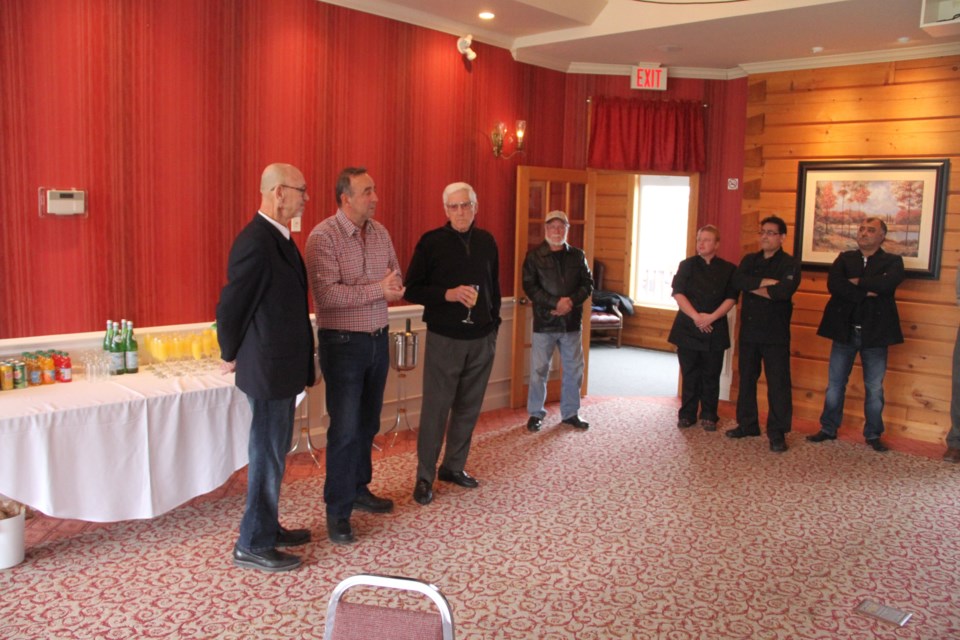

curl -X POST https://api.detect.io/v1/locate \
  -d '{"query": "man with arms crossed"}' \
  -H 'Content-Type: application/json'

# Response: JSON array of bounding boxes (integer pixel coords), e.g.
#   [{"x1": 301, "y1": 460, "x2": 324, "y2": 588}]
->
[
  {"x1": 217, "y1": 162, "x2": 315, "y2": 572},
  {"x1": 306, "y1": 167, "x2": 405, "y2": 544},
  {"x1": 522, "y1": 210, "x2": 593, "y2": 432},
  {"x1": 404, "y1": 182, "x2": 501, "y2": 505},
  {"x1": 727, "y1": 215, "x2": 801, "y2": 453},
  {"x1": 806, "y1": 217, "x2": 904, "y2": 453}
]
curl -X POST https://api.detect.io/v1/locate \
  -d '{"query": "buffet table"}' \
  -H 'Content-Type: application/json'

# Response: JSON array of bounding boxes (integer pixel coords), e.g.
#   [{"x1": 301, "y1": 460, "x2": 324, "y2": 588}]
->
[{"x1": 0, "y1": 366, "x2": 252, "y2": 522}]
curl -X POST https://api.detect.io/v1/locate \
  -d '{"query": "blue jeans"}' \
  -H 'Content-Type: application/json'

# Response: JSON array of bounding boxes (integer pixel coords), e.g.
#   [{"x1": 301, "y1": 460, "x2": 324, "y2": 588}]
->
[
  {"x1": 819, "y1": 329, "x2": 888, "y2": 439},
  {"x1": 949, "y1": 325, "x2": 960, "y2": 448},
  {"x1": 319, "y1": 329, "x2": 389, "y2": 519},
  {"x1": 527, "y1": 331, "x2": 584, "y2": 421},
  {"x1": 237, "y1": 395, "x2": 296, "y2": 553}
]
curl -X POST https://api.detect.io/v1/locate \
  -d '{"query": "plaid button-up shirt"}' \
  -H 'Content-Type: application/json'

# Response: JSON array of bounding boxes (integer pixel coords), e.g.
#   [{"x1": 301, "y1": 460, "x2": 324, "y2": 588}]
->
[{"x1": 306, "y1": 210, "x2": 401, "y2": 332}]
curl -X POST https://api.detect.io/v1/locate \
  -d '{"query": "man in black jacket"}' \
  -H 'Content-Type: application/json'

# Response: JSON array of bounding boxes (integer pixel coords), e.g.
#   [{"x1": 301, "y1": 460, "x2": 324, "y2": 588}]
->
[
  {"x1": 521, "y1": 210, "x2": 594, "y2": 433},
  {"x1": 727, "y1": 215, "x2": 801, "y2": 452},
  {"x1": 216, "y1": 163, "x2": 316, "y2": 572},
  {"x1": 807, "y1": 217, "x2": 904, "y2": 452},
  {"x1": 404, "y1": 182, "x2": 501, "y2": 505}
]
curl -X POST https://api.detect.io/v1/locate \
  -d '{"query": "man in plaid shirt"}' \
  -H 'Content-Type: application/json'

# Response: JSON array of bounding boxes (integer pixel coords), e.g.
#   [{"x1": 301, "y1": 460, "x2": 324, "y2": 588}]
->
[{"x1": 306, "y1": 167, "x2": 405, "y2": 544}]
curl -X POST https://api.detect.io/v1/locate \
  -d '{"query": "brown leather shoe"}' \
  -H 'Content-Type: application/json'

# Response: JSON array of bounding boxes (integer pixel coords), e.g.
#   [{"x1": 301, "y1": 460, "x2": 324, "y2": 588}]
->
[{"x1": 943, "y1": 447, "x2": 960, "y2": 463}]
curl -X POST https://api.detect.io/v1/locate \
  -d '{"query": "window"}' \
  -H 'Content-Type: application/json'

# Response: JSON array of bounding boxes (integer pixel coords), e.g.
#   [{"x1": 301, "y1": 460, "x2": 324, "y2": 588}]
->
[{"x1": 630, "y1": 175, "x2": 693, "y2": 308}]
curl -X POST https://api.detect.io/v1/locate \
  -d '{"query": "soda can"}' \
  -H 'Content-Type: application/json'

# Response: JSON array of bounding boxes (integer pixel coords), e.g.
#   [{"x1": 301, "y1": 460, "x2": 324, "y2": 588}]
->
[
  {"x1": 13, "y1": 361, "x2": 27, "y2": 389},
  {"x1": 0, "y1": 361, "x2": 13, "y2": 391}
]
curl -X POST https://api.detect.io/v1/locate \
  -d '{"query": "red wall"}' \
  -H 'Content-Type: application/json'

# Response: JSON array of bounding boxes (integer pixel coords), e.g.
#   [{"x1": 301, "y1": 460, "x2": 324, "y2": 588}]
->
[{"x1": 0, "y1": 0, "x2": 746, "y2": 338}]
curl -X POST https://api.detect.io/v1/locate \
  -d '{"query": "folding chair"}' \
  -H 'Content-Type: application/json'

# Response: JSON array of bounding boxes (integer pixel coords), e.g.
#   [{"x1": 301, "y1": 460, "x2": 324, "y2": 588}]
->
[{"x1": 323, "y1": 574, "x2": 455, "y2": 640}]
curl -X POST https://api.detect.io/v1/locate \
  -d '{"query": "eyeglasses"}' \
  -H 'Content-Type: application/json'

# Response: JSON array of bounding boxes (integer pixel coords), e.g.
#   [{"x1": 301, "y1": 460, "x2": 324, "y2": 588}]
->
[
  {"x1": 758, "y1": 229, "x2": 781, "y2": 237},
  {"x1": 280, "y1": 184, "x2": 307, "y2": 194},
  {"x1": 445, "y1": 201, "x2": 475, "y2": 212}
]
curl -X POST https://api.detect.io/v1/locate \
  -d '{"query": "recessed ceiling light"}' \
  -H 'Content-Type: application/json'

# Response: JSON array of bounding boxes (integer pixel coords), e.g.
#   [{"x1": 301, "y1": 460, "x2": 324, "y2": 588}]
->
[
  {"x1": 811, "y1": 46, "x2": 824, "y2": 54},
  {"x1": 479, "y1": 11, "x2": 495, "y2": 20},
  {"x1": 897, "y1": 36, "x2": 910, "y2": 44}
]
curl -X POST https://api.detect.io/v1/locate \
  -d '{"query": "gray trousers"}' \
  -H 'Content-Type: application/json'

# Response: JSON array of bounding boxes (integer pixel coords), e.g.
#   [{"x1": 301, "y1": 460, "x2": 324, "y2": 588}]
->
[{"x1": 417, "y1": 330, "x2": 497, "y2": 482}]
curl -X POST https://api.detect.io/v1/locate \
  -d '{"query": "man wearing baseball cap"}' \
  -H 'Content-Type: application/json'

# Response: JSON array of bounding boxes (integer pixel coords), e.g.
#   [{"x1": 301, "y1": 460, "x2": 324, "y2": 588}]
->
[{"x1": 521, "y1": 210, "x2": 594, "y2": 432}]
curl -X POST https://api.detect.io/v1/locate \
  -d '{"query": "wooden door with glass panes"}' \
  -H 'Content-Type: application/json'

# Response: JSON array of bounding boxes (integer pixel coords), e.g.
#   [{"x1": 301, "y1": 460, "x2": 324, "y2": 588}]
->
[{"x1": 510, "y1": 166, "x2": 595, "y2": 409}]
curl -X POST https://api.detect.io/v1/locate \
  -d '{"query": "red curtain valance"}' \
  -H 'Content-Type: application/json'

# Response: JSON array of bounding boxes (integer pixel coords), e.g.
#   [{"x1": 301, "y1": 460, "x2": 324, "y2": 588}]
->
[{"x1": 588, "y1": 96, "x2": 706, "y2": 172}]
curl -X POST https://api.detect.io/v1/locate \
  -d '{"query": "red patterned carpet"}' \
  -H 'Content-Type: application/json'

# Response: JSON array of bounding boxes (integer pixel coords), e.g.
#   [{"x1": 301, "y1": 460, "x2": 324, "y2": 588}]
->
[{"x1": 3, "y1": 396, "x2": 960, "y2": 639}]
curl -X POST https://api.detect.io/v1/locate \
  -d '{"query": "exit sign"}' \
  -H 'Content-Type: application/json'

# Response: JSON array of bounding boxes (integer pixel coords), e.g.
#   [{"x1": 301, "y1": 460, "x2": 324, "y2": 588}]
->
[{"x1": 631, "y1": 66, "x2": 668, "y2": 91}]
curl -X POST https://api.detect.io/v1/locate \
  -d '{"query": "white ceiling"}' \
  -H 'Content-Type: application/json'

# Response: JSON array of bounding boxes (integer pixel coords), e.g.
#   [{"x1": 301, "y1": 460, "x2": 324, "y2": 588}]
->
[{"x1": 319, "y1": 0, "x2": 960, "y2": 78}]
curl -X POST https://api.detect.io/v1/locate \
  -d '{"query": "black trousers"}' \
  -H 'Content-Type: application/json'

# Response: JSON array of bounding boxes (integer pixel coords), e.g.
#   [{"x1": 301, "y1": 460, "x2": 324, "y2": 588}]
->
[
  {"x1": 736, "y1": 341, "x2": 792, "y2": 436},
  {"x1": 677, "y1": 347, "x2": 725, "y2": 423}
]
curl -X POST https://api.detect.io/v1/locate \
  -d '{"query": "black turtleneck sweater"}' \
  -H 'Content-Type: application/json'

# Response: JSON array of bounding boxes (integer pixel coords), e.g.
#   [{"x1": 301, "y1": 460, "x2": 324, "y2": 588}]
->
[{"x1": 404, "y1": 222, "x2": 501, "y2": 340}]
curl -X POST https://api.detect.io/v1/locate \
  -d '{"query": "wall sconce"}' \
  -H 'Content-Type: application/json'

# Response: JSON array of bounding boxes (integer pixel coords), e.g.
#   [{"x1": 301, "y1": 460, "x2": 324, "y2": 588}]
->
[
  {"x1": 457, "y1": 34, "x2": 477, "y2": 61},
  {"x1": 491, "y1": 120, "x2": 527, "y2": 158}
]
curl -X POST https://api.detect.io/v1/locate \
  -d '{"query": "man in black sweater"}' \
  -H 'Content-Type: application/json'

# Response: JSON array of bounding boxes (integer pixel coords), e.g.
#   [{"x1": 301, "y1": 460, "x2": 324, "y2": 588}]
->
[{"x1": 404, "y1": 182, "x2": 501, "y2": 505}]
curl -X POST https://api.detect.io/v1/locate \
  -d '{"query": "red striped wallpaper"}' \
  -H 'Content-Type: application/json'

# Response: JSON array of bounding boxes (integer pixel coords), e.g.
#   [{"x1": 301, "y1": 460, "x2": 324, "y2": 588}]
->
[{"x1": 0, "y1": 0, "x2": 746, "y2": 339}]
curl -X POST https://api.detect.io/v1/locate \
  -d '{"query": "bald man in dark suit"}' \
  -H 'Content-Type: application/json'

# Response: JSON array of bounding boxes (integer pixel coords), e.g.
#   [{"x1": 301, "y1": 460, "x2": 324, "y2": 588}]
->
[{"x1": 216, "y1": 163, "x2": 316, "y2": 572}]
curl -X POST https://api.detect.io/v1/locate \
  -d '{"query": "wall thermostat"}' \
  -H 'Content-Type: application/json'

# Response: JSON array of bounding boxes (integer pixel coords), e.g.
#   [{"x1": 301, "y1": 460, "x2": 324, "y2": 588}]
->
[{"x1": 42, "y1": 188, "x2": 87, "y2": 216}]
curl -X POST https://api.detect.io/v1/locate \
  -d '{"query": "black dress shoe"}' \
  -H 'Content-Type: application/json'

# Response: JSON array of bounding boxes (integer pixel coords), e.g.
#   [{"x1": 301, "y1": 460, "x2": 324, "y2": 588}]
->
[
  {"x1": 806, "y1": 431, "x2": 837, "y2": 443},
  {"x1": 562, "y1": 415, "x2": 590, "y2": 430},
  {"x1": 527, "y1": 416, "x2": 543, "y2": 432},
  {"x1": 769, "y1": 438, "x2": 788, "y2": 453},
  {"x1": 233, "y1": 545, "x2": 301, "y2": 572},
  {"x1": 413, "y1": 479, "x2": 433, "y2": 505},
  {"x1": 327, "y1": 518, "x2": 355, "y2": 544},
  {"x1": 677, "y1": 418, "x2": 694, "y2": 429},
  {"x1": 276, "y1": 527, "x2": 311, "y2": 548},
  {"x1": 866, "y1": 438, "x2": 888, "y2": 452},
  {"x1": 725, "y1": 426, "x2": 760, "y2": 439},
  {"x1": 701, "y1": 420, "x2": 717, "y2": 432},
  {"x1": 354, "y1": 491, "x2": 394, "y2": 513},
  {"x1": 437, "y1": 468, "x2": 479, "y2": 488}
]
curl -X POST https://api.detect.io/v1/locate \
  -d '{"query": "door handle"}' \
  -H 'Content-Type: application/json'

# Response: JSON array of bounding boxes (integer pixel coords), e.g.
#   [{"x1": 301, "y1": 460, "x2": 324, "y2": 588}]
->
[{"x1": 517, "y1": 297, "x2": 529, "y2": 305}]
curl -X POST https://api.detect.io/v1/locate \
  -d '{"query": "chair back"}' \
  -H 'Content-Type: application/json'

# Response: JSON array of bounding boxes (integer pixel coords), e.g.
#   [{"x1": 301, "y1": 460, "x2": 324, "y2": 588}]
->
[{"x1": 324, "y1": 574, "x2": 455, "y2": 640}]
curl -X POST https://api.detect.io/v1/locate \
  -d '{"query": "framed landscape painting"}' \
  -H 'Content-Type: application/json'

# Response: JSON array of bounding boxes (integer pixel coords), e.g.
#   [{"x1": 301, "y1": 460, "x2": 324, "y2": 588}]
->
[{"x1": 794, "y1": 159, "x2": 950, "y2": 279}]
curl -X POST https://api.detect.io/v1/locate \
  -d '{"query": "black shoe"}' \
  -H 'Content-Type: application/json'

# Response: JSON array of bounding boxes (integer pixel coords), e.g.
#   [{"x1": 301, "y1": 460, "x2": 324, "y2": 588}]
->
[
  {"x1": 806, "y1": 431, "x2": 836, "y2": 443},
  {"x1": 677, "y1": 418, "x2": 694, "y2": 429},
  {"x1": 725, "y1": 426, "x2": 760, "y2": 439},
  {"x1": 527, "y1": 416, "x2": 543, "y2": 432},
  {"x1": 276, "y1": 527, "x2": 311, "y2": 548},
  {"x1": 354, "y1": 491, "x2": 394, "y2": 513},
  {"x1": 327, "y1": 518, "x2": 355, "y2": 544},
  {"x1": 866, "y1": 438, "x2": 888, "y2": 452},
  {"x1": 562, "y1": 415, "x2": 590, "y2": 430},
  {"x1": 413, "y1": 479, "x2": 433, "y2": 505},
  {"x1": 769, "y1": 438, "x2": 788, "y2": 453},
  {"x1": 437, "y1": 468, "x2": 479, "y2": 488},
  {"x1": 233, "y1": 545, "x2": 301, "y2": 572},
  {"x1": 701, "y1": 420, "x2": 717, "y2": 432}
]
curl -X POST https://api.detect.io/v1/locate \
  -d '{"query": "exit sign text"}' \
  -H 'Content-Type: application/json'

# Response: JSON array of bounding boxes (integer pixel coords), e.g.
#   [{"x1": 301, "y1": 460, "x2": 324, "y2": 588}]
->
[{"x1": 631, "y1": 66, "x2": 668, "y2": 91}]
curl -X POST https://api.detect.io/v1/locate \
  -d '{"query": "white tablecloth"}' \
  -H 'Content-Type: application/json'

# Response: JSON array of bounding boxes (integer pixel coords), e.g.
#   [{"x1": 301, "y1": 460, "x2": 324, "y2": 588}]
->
[{"x1": 0, "y1": 370, "x2": 252, "y2": 522}]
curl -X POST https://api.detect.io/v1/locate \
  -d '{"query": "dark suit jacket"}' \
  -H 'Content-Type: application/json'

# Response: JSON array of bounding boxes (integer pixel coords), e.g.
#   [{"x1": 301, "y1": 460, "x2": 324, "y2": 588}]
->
[
  {"x1": 816, "y1": 247, "x2": 904, "y2": 348},
  {"x1": 216, "y1": 213, "x2": 315, "y2": 399}
]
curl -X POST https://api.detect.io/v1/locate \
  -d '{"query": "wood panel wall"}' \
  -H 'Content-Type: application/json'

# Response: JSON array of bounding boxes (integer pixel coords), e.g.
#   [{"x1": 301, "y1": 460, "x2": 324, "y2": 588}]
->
[
  {"x1": 738, "y1": 55, "x2": 960, "y2": 446},
  {"x1": 591, "y1": 171, "x2": 678, "y2": 351}
]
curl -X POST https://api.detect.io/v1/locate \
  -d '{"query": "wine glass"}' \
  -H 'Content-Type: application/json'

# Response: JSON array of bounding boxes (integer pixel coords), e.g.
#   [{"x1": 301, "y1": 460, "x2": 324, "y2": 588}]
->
[{"x1": 462, "y1": 284, "x2": 480, "y2": 324}]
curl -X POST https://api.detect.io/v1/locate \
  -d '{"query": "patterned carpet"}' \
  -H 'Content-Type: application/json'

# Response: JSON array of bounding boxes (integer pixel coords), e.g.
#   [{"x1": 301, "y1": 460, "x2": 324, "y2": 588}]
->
[{"x1": 2, "y1": 397, "x2": 959, "y2": 639}]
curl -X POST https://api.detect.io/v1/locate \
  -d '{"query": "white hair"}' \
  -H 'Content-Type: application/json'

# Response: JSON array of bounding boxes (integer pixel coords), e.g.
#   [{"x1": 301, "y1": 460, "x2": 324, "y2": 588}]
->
[{"x1": 442, "y1": 182, "x2": 478, "y2": 206}]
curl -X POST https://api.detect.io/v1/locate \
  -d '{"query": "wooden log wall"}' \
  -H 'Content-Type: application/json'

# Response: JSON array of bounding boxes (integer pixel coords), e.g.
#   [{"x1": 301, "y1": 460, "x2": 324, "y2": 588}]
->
[{"x1": 738, "y1": 55, "x2": 960, "y2": 446}]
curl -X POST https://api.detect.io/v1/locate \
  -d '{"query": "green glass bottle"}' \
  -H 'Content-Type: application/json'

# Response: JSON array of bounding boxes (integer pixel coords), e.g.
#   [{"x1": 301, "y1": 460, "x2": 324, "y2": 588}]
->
[
  {"x1": 110, "y1": 321, "x2": 125, "y2": 375},
  {"x1": 124, "y1": 321, "x2": 139, "y2": 374},
  {"x1": 103, "y1": 319, "x2": 114, "y2": 352}
]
